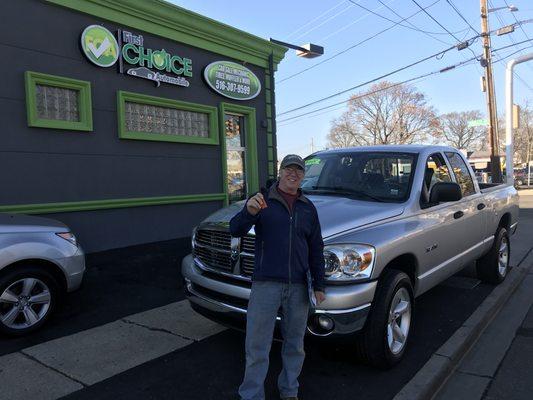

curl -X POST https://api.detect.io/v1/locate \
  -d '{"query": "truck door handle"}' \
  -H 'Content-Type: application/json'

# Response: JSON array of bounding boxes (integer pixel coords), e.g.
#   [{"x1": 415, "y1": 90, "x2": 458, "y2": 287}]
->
[
  {"x1": 454, "y1": 211, "x2": 464, "y2": 219},
  {"x1": 477, "y1": 203, "x2": 486, "y2": 210}
]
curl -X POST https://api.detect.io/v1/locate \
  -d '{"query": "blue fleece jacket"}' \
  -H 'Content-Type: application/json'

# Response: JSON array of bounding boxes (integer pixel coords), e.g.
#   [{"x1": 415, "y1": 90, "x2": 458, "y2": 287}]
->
[{"x1": 229, "y1": 184, "x2": 325, "y2": 291}]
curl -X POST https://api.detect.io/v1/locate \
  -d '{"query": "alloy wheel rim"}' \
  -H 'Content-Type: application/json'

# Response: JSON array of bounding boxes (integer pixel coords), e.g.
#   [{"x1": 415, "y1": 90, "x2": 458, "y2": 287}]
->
[
  {"x1": 0, "y1": 278, "x2": 51, "y2": 330},
  {"x1": 498, "y1": 236, "x2": 509, "y2": 277},
  {"x1": 387, "y1": 287, "x2": 411, "y2": 355}
]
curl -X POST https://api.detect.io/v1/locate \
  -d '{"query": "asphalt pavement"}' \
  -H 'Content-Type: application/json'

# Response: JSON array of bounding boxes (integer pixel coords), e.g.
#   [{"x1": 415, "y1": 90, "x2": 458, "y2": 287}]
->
[{"x1": 1, "y1": 191, "x2": 532, "y2": 400}]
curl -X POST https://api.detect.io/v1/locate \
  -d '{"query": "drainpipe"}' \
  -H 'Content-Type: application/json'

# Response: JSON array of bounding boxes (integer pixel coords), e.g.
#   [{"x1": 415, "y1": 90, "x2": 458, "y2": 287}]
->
[{"x1": 505, "y1": 52, "x2": 533, "y2": 185}]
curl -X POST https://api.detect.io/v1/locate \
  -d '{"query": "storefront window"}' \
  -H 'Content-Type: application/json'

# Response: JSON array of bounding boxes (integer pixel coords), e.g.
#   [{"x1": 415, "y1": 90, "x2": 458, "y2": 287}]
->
[
  {"x1": 225, "y1": 113, "x2": 246, "y2": 203},
  {"x1": 36, "y1": 85, "x2": 80, "y2": 122},
  {"x1": 124, "y1": 102, "x2": 209, "y2": 137}
]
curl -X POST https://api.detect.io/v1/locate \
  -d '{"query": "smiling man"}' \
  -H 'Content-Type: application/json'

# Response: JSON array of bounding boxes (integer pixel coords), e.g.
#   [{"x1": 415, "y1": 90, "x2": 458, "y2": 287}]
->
[{"x1": 230, "y1": 154, "x2": 325, "y2": 400}]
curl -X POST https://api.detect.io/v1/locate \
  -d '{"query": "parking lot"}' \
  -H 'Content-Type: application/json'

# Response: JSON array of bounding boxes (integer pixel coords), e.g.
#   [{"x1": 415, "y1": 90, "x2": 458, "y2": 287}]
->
[{"x1": 1, "y1": 191, "x2": 532, "y2": 400}]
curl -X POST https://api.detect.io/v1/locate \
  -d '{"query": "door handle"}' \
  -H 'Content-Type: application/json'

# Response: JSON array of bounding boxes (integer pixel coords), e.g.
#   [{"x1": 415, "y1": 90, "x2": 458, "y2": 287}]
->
[
  {"x1": 477, "y1": 203, "x2": 486, "y2": 210},
  {"x1": 454, "y1": 211, "x2": 464, "y2": 219}
]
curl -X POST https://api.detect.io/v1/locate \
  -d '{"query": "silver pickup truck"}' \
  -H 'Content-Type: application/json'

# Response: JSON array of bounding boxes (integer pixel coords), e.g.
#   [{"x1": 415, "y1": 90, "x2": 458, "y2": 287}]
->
[{"x1": 182, "y1": 145, "x2": 519, "y2": 367}]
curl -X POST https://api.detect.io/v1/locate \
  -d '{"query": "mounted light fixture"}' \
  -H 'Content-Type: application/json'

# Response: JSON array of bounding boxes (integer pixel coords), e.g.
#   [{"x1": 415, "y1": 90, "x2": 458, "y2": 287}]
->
[{"x1": 270, "y1": 38, "x2": 324, "y2": 59}]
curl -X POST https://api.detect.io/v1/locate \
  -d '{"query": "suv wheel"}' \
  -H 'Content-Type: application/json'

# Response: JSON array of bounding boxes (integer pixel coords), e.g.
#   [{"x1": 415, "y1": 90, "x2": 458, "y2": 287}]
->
[
  {"x1": 476, "y1": 227, "x2": 510, "y2": 284},
  {"x1": 0, "y1": 267, "x2": 59, "y2": 336},
  {"x1": 355, "y1": 270, "x2": 414, "y2": 368}
]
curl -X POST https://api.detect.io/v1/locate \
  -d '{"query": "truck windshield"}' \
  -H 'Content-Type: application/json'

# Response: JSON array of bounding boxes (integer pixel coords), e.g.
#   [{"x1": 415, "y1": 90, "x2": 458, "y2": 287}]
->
[{"x1": 301, "y1": 152, "x2": 417, "y2": 202}]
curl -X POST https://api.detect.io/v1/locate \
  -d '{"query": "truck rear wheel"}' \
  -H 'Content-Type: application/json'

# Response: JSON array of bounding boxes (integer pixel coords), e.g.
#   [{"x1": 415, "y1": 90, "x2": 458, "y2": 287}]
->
[
  {"x1": 476, "y1": 227, "x2": 510, "y2": 284},
  {"x1": 355, "y1": 270, "x2": 414, "y2": 369}
]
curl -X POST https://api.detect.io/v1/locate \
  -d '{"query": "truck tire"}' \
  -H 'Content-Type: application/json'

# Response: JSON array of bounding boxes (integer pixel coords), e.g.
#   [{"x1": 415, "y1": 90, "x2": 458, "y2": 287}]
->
[
  {"x1": 355, "y1": 270, "x2": 414, "y2": 369},
  {"x1": 0, "y1": 266, "x2": 59, "y2": 336},
  {"x1": 476, "y1": 227, "x2": 510, "y2": 284}
]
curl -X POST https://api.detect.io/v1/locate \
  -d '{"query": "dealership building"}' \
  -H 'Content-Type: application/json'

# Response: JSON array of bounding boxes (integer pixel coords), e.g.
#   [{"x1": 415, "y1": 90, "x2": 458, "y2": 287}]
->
[{"x1": 0, "y1": 0, "x2": 287, "y2": 252}]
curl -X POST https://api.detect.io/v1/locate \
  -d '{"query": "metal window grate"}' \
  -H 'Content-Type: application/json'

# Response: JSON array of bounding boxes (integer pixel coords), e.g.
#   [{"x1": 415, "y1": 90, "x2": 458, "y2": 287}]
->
[
  {"x1": 36, "y1": 84, "x2": 80, "y2": 122},
  {"x1": 124, "y1": 102, "x2": 209, "y2": 137}
]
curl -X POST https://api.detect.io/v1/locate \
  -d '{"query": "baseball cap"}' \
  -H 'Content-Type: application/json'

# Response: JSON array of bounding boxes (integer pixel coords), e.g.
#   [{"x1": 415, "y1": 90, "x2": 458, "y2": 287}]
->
[{"x1": 280, "y1": 154, "x2": 305, "y2": 170}]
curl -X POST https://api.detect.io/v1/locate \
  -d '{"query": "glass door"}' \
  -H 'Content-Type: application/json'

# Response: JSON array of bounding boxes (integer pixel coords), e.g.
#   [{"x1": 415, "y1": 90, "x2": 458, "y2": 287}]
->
[{"x1": 224, "y1": 113, "x2": 247, "y2": 203}]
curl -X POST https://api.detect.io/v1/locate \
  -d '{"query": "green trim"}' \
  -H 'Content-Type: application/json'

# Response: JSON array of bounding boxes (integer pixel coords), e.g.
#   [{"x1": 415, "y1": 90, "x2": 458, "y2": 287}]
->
[
  {"x1": 25, "y1": 71, "x2": 93, "y2": 131},
  {"x1": 267, "y1": 147, "x2": 274, "y2": 160},
  {"x1": 117, "y1": 91, "x2": 219, "y2": 145},
  {"x1": 267, "y1": 133, "x2": 273, "y2": 147},
  {"x1": 46, "y1": 0, "x2": 287, "y2": 69},
  {"x1": 0, "y1": 193, "x2": 226, "y2": 215},
  {"x1": 219, "y1": 102, "x2": 258, "y2": 205}
]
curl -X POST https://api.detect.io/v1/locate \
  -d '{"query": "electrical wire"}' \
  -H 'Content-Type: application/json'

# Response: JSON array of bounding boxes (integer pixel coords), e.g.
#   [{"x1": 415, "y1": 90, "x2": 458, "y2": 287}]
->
[
  {"x1": 277, "y1": 0, "x2": 442, "y2": 84},
  {"x1": 277, "y1": 39, "x2": 533, "y2": 124},
  {"x1": 278, "y1": 38, "x2": 474, "y2": 116},
  {"x1": 445, "y1": 0, "x2": 480, "y2": 35},
  {"x1": 411, "y1": 0, "x2": 479, "y2": 59},
  {"x1": 284, "y1": 0, "x2": 349, "y2": 39}
]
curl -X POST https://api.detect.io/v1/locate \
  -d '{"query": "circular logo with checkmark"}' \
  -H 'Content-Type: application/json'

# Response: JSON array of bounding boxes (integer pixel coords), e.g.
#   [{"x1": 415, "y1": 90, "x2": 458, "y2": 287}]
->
[{"x1": 81, "y1": 25, "x2": 119, "y2": 67}]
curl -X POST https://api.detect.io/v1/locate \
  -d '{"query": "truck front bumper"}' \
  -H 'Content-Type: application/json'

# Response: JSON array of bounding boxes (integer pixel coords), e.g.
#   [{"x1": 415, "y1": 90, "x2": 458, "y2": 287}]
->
[{"x1": 181, "y1": 254, "x2": 377, "y2": 337}]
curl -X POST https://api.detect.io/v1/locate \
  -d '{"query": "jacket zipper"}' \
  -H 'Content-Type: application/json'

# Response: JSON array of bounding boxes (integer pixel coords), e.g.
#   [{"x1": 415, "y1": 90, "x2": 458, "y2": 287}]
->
[{"x1": 260, "y1": 241, "x2": 264, "y2": 271}]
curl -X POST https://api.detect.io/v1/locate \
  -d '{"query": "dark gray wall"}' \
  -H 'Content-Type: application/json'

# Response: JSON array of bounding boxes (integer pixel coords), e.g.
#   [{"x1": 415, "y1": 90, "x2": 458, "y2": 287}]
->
[{"x1": 0, "y1": 0, "x2": 270, "y2": 252}]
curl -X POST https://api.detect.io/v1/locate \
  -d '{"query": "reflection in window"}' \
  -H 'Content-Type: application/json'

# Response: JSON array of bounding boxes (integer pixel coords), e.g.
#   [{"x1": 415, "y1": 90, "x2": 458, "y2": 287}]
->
[
  {"x1": 445, "y1": 152, "x2": 476, "y2": 196},
  {"x1": 225, "y1": 114, "x2": 246, "y2": 203}
]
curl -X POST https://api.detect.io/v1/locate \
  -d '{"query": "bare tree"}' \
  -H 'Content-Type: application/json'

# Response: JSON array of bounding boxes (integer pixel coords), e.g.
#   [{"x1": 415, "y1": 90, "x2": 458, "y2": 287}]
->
[
  {"x1": 513, "y1": 102, "x2": 533, "y2": 168},
  {"x1": 327, "y1": 81, "x2": 438, "y2": 148},
  {"x1": 437, "y1": 111, "x2": 486, "y2": 151}
]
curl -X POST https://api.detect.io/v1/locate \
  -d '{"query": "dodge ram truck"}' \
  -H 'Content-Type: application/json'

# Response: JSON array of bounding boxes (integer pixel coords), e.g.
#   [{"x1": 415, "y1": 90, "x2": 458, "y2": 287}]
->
[{"x1": 182, "y1": 145, "x2": 519, "y2": 367}]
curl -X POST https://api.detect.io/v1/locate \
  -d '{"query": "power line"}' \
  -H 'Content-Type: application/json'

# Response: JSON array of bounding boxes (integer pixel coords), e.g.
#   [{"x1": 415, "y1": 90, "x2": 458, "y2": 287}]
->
[
  {"x1": 277, "y1": 40, "x2": 533, "y2": 124},
  {"x1": 289, "y1": 2, "x2": 357, "y2": 42},
  {"x1": 445, "y1": 0, "x2": 480, "y2": 35},
  {"x1": 319, "y1": 0, "x2": 397, "y2": 43},
  {"x1": 279, "y1": 38, "x2": 474, "y2": 116},
  {"x1": 277, "y1": 0, "x2": 442, "y2": 84},
  {"x1": 284, "y1": 0, "x2": 349, "y2": 39},
  {"x1": 352, "y1": 0, "x2": 469, "y2": 37},
  {"x1": 411, "y1": 0, "x2": 479, "y2": 59}
]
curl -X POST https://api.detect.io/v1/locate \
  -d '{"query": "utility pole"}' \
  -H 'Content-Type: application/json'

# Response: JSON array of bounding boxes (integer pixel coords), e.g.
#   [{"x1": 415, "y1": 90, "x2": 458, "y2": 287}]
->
[
  {"x1": 311, "y1": 137, "x2": 315, "y2": 153},
  {"x1": 480, "y1": 0, "x2": 502, "y2": 182}
]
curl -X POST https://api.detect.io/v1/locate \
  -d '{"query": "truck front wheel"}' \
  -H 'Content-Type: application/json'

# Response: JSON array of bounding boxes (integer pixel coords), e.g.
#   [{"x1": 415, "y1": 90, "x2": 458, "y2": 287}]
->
[{"x1": 356, "y1": 270, "x2": 414, "y2": 369}]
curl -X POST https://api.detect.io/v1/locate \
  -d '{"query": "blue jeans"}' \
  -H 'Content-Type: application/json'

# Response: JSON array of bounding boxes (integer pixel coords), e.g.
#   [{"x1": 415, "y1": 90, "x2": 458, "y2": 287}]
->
[{"x1": 239, "y1": 281, "x2": 310, "y2": 400}]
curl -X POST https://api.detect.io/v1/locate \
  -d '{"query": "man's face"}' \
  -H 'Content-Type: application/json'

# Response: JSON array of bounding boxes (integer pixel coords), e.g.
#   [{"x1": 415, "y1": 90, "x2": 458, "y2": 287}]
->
[{"x1": 279, "y1": 165, "x2": 305, "y2": 192}]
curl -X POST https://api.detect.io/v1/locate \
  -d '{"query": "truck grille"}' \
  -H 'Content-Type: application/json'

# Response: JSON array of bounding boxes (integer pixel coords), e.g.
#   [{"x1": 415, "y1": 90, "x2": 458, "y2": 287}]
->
[{"x1": 193, "y1": 229, "x2": 255, "y2": 277}]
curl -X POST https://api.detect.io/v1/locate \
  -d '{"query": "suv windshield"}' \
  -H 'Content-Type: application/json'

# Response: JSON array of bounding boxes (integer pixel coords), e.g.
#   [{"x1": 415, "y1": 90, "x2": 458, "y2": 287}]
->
[{"x1": 302, "y1": 152, "x2": 417, "y2": 202}]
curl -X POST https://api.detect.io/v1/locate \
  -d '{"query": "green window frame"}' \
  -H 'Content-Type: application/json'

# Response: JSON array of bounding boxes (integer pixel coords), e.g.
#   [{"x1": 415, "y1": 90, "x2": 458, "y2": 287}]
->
[
  {"x1": 219, "y1": 102, "x2": 258, "y2": 205},
  {"x1": 117, "y1": 91, "x2": 219, "y2": 145},
  {"x1": 25, "y1": 71, "x2": 93, "y2": 131}
]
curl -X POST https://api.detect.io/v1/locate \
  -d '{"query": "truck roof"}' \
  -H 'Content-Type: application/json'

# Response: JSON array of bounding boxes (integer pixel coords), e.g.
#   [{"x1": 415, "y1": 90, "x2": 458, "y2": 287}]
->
[{"x1": 311, "y1": 144, "x2": 459, "y2": 155}]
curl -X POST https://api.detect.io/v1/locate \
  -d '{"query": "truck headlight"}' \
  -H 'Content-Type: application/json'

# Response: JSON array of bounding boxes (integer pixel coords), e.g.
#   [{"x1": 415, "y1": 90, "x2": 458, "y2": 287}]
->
[{"x1": 324, "y1": 244, "x2": 375, "y2": 281}]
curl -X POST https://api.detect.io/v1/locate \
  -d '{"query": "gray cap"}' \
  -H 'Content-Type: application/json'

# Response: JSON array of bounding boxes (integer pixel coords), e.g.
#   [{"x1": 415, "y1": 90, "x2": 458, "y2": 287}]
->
[{"x1": 280, "y1": 154, "x2": 305, "y2": 170}]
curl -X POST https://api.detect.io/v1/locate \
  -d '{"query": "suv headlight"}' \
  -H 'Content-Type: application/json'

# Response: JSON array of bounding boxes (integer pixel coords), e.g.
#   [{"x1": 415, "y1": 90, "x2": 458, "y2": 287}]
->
[
  {"x1": 324, "y1": 244, "x2": 375, "y2": 281},
  {"x1": 56, "y1": 232, "x2": 78, "y2": 247}
]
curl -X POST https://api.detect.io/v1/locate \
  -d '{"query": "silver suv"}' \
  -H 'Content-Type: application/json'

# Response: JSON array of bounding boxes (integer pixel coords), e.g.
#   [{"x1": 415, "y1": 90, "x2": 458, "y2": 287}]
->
[{"x1": 0, "y1": 213, "x2": 85, "y2": 336}]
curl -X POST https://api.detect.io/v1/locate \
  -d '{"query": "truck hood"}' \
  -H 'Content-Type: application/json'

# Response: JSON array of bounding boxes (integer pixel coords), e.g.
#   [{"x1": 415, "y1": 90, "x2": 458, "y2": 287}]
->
[
  {"x1": 0, "y1": 213, "x2": 68, "y2": 233},
  {"x1": 201, "y1": 195, "x2": 405, "y2": 238}
]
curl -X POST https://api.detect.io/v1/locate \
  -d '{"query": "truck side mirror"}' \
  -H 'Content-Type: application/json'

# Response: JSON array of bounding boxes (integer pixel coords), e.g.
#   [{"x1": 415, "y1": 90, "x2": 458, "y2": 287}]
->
[{"x1": 429, "y1": 182, "x2": 462, "y2": 203}]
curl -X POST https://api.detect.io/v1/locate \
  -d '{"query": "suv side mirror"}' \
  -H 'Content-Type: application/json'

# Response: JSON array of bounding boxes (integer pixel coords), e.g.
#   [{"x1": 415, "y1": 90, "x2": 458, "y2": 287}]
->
[{"x1": 430, "y1": 182, "x2": 462, "y2": 203}]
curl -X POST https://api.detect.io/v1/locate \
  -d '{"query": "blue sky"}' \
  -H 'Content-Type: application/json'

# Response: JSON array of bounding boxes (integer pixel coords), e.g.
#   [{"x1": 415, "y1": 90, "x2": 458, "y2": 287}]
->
[{"x1": 170, "y1": 0, "x2": 533, "y2": 158}]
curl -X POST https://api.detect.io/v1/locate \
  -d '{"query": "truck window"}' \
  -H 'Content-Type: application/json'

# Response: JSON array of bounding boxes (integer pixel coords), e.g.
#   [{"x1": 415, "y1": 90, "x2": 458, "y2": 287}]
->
[
  {"x1": 302, "y1": 152, "x2": 416, "y2": 202},
  {"x1": 421, "y1": 154, "x2": 452, "y2": 205},
  {"x1": 445, "y1": 152, "x2": 476, "y2": 197}
]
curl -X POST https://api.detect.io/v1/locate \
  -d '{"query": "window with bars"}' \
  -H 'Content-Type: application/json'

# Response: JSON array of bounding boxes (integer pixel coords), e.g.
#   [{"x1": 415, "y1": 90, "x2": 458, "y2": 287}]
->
[
  {"x1": 117, "y1": 91, "x2": 219, "y2": 145},
  {"x1": 25, "y1": 71, "x2": 92, "y2": 131}
]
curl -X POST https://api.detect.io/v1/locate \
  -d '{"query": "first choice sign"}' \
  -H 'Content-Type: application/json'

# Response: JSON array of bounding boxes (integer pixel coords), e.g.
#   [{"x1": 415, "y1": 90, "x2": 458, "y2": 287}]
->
[
  {"x1": 204, "y1": 61, "x2": 261, "y2": 100},
  {"x1": 80, "y1": 25, "x2": 192, "y2": 87}
]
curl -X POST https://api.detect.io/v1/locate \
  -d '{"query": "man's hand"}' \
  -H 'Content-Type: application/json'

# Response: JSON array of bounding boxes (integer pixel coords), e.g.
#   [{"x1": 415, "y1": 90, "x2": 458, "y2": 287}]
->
[
  {"x1": 314, "y1": 291, "x2": 326, "y2": 305},
  {"x1": 246, "y1": 193, "x2": 266, "y2": 216}
]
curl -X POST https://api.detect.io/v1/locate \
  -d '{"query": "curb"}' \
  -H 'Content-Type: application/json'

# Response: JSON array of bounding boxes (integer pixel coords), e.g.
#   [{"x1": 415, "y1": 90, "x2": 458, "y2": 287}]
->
[{"x1": 393, "y1": 252, "x2": 533, "y2": 400}]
